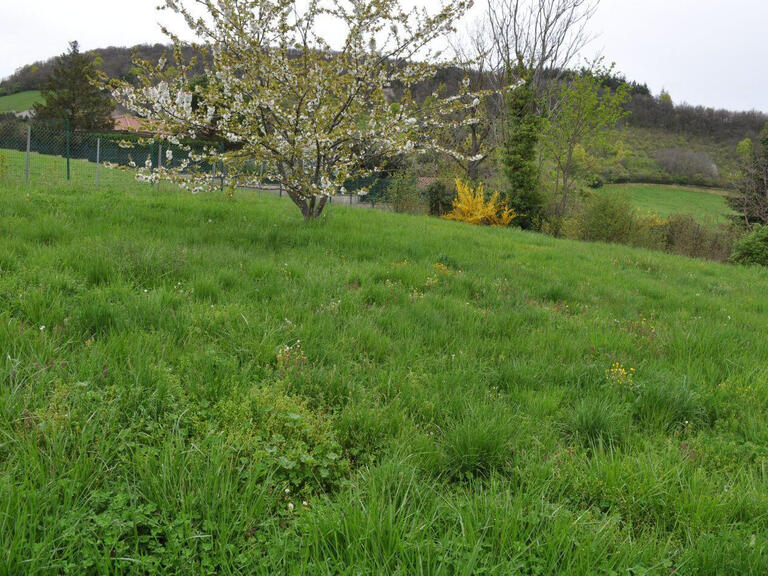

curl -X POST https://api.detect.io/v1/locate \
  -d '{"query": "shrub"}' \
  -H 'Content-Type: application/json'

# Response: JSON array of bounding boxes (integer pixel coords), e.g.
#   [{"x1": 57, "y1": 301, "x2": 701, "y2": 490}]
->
[
  {"x1": 426, "y1": 179, "x2": 454, "y2": 216},
  {"x1": 630, "y1": 212, "x2": 669, "y2": 251},
  {"x1": 444, "y1": 180, "x2": 516, "y2": 227},
  {"x1": 387, "y1": 171, "x2": 424, "y2": 214},
  {"x1": 730, "y1": 225, "x2": 768, "y2": 266},
  {"x1": 577, "y1": 192, "x2": 636, "y2": 244},
  {"x1": 655, "y1": 148, "x2": 719, "y2": 181},
  {"x1": 665, "y1": 214, "x2": 737, "y2": 262}
]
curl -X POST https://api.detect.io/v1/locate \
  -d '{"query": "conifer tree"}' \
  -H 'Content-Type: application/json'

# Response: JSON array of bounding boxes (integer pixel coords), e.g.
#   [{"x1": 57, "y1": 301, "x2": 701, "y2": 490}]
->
[
  {"x1": 502, "y1": 74, "x2": 543, "y2": 229},
  {"x1": 34, "y1": 41, "x2": 114, "y2": 130}
]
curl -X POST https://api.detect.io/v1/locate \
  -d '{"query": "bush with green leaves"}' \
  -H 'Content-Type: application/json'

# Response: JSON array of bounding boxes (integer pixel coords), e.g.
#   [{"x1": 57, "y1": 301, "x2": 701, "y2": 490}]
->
[
  {"x1": 387, "y1": 171, "x2": 424, "y2": 214},
  {"x1": 426, "y1": 180, "x2": 455, "y2": 216},
  {"x1": 665, "y1": 214, "x2": 738, "y2": 262},
  {"x1": 577, "y1": 192, "x2": 636, "y2": 244},
  {"x1": 730, "y1": 225, "x2": 768, "y2": 266}
]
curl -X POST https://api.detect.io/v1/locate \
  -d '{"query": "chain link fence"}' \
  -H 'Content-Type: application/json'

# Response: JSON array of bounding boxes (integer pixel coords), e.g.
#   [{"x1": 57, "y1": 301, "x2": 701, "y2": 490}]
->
[
  {"x1": 0, "y1": 117, "x2": 225, "y2": 191},
  {"x1": 0, "y1": 116, "x2": 403, "y2": 209}
]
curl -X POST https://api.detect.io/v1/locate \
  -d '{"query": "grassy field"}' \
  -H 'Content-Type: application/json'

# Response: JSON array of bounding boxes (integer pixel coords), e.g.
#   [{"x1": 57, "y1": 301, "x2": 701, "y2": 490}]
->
[
  {"x1": 602, "y1": 182, "x2": 736, "y2": 223},
  {"x1": 2, "y1": 179, "x2": 768, "y2": 574},
  {"x1": 0, "y1": 90, "x2": 43, "y2": 113},
  {"x1": 0, "y1": 147, "x2": 164, "y2": 191}
]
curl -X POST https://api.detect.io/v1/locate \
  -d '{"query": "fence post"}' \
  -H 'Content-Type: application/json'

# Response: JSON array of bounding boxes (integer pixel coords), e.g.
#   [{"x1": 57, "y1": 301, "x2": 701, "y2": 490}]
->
[
  {"x1": 65, "y1": 118, "x2": 71, "y2": 181},
  {"x1": 157, "y1": 142, "x2": 162, "y2": 190},
  {"x1": 96, "y1": 138, "x2": 101, "y2": 187},
  {"x1": 25, "y1": 125, "x2": 31, "y2": 185}
]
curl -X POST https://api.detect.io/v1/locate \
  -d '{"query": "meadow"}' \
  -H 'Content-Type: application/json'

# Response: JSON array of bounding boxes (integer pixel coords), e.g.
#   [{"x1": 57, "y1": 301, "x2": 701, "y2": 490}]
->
[
  {"x1": 1, "y1": 177, "x2": 768, "y2": 574},
  {"x1": 0, "y1": 91, "x2": 43, "y2": 113},
  {"x1": 601, "y1": 182, "x2": 735, "y2": 223}
]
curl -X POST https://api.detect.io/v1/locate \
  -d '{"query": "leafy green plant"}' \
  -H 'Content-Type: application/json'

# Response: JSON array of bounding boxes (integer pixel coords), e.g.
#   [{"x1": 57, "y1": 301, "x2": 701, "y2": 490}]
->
[
  {"x1": 216, "y1": 384, "x2": 348, "y2": 493},
  {"x1": 730, "y1": 225, "x2": 768, "y2": 266},
  {"x1": 387, "y1": 170, "x2": 424, "y2": 214},
  {"x1": 576, "y1": 191, "x2": 636, "y2": 243},
  {"x1": 426, "y1": 179, "x2": 454, "y2": 216}
]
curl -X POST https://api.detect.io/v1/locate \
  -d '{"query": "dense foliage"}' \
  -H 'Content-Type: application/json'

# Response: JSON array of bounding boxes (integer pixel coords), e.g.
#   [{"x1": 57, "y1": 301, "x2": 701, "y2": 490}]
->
[
  {"x1": 502, "y1": 77, "x2": 543, "y2": 228},
  {"x1": 32, "y1": 41, "x2": 114, "y2": 130},
  {"x1": 730, "y1": 225, "x2": 768, "y2": 266}
]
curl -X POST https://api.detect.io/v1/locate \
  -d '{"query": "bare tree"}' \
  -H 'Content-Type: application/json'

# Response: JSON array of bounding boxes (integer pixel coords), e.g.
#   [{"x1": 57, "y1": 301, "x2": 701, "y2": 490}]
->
[{"x1": 485, "y1": 0, "x2": 597, "y2": 86}]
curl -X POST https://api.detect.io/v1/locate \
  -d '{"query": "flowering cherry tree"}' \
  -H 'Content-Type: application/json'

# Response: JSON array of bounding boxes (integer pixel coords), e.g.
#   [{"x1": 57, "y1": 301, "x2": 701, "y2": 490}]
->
[{"x1": 111, "y1": 0, "x2": 488, "y2": 220}]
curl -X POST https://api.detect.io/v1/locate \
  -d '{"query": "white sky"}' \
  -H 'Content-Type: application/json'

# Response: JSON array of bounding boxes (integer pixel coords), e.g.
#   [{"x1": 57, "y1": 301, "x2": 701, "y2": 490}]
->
[{"x1": 1, "y1": 0, "x2": 767, "y2": 112}]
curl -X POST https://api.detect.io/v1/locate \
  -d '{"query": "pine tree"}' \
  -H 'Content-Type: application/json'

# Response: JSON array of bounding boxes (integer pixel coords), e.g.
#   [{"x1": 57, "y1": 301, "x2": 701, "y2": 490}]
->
[
  {"x1": 33, "y1": 41, "x2": 114, "y2": 130},
  {"x1": 502, "y1": 75, "x2": 543, "y2": 229}
]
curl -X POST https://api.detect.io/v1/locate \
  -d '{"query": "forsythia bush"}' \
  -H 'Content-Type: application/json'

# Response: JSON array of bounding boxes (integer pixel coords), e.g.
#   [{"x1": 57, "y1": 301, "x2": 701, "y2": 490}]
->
[{"x1": 444, "y1": 180, "x2": 516, "y2": 226}]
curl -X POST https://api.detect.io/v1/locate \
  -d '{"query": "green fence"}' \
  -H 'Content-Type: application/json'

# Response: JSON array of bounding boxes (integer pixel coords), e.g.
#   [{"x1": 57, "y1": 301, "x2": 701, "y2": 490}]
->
[
  {"x1": 0, "y1": 118, "x2": 223, "y2": 190},
  {"x1": 0, "y1": 117, "x2": 398, "y2": 203}
]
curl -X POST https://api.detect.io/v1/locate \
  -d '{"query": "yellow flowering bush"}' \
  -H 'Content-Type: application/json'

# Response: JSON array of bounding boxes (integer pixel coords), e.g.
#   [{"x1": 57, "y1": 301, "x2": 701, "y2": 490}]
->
[{"x1": 444, "y1": 180, "x2": 516, "y2": 227}]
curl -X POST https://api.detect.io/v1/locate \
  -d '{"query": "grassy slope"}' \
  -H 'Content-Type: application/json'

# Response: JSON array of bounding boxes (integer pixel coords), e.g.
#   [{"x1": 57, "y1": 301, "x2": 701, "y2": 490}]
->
[
  {"x1": 602, "y1": 182, "x2": 736, "y2": 223},
  {"x1": 0, "y1": 90, "x2": 43, "y2": 113},
  {"x1": 2, "y1": 181, "x2": 768, "y2": 573},
  {"x1": 620, "y1": 126, "x2": 741, "y2": 186}
]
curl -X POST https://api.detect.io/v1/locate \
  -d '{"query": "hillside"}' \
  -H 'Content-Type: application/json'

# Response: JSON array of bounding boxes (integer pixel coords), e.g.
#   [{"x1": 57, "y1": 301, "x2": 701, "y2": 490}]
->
[
  {"x1": 2, "y1": 177, "x2": 768, "y2": 572},
  {"x1": 0, "y1": 90, "x2": 43, "y2": 113},
  {"x1": 601, "y1": 183, "x2": 735, "y2": 223},
  {"x1": 2, "y1": 46, "x2": 766, "y2": 191}
]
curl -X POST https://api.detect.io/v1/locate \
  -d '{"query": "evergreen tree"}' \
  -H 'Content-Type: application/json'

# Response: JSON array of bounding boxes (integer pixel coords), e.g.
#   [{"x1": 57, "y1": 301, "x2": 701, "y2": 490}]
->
[
  {"x1": 33, "y1": 41, "x2": 114, "y2": 130},
  {"x1": 502, "y1": 75, "x2": 543, "y2": 229}
]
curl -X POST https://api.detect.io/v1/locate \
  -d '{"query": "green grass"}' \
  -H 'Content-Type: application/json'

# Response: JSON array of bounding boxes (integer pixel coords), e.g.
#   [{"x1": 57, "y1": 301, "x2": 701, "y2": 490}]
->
[
  {"x1": 2, "y1": 177, "x2": 768, "y2": 574},
  {"x1": 602, "y1": 182, "x2": 736, "y2": 223},
  {"x1": 0, "y1": 90, "x2": 43, "y2": 113},
  {"x1": 0, "y1": 147, "x2": 158, "y2": 190}
]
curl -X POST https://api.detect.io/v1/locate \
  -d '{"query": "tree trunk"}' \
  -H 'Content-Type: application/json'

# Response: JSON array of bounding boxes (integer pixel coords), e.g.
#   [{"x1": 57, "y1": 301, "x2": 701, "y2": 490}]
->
[{"x1": 284, "y1": 187, "x2": 329, "y2": 221}]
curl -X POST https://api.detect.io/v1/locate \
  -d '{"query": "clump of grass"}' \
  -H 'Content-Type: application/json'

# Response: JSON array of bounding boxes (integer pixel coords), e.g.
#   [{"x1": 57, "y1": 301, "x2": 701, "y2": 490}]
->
[
  {"x1": 438, "y1": 405, "x2": 514, "y2": 480},
  {"x1": 192, "y1": 277, "x2": 220, "y2": 303},
  {"x1": 84, "y1": 255, "x2": 117, "y2": 287},
  {"x1": 75, "y1": 294, "x2": 119, "y2": 337},
  {"x1": 633, "y1": 378, "x2": 707, "y2": 432},
  {"x1": 566, "y1": 398, "x2": 631, "y2": 448}
]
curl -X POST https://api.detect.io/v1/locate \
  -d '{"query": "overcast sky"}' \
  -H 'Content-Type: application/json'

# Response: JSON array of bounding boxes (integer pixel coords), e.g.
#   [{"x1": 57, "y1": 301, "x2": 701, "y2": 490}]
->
[{"x1": 2, "y1": 0, "x2": 767, "y2": 112}]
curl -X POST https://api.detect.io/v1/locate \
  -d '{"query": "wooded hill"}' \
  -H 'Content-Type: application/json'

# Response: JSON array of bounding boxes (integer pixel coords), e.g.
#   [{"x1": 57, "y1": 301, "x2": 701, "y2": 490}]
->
[{"x1": 2, "y1": 43, "x2": 766, "y2": 188}]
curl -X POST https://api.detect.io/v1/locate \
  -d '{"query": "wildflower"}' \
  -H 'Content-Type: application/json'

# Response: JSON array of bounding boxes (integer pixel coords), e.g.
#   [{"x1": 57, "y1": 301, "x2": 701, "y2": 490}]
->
[
  {"x1": 287, "y1": 502, "x2": 294, "y2": 512},
  {"x1": 39, "y1": 325, "x2": 45, "y2": 332}
]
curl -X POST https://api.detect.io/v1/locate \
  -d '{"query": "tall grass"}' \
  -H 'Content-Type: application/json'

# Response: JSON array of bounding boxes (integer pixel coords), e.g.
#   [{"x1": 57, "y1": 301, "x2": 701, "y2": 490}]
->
[{"x1": 1, "y1": 180, "x2": 768, "y2": 573}]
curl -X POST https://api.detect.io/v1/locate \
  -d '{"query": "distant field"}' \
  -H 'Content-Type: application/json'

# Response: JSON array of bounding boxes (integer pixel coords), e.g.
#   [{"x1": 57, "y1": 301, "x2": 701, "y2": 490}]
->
[
  {"x1": 602, "y1": 182, "x2": 736, "y2": 223},
  {"x1": 0, "y1": 90, "x2": 43, "y2": 113}
]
